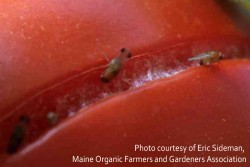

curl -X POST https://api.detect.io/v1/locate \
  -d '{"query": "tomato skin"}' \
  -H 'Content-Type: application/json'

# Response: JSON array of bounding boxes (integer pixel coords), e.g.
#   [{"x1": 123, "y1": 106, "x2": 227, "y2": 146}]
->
[
  {"x1": 2, "y1": 60, "x2": 250, "y2": 167},
  {"x1": 1, "y1": 0, "x2": 250, "y2": 166},
  {"x1": 0, "y1": 0, "x2": 244, "y2": 112}
]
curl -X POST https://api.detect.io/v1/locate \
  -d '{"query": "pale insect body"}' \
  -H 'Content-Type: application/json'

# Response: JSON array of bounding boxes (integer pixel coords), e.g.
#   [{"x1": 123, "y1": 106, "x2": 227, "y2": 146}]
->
[
  {"x1": 188, "y1": 51, "x2": 224, "y2": 65},
  {"x1": 101, "y1": 48, "x2": 131, "y2": 82},
  {"x1": 47, "y1": 112, "x2": 58, "y2": 125}
]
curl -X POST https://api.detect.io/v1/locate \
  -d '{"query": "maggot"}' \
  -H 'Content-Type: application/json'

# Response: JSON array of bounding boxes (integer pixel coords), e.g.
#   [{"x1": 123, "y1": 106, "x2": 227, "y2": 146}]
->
[
  {"x1": 188, "y1": 51, "x2": 224, "y2": 65},
  {"x1": 7, "y1": 115, "x2": 30, "y2": 154},
  {"x1": 101, "y1": 48, "x2": 131, "y2": 82}
]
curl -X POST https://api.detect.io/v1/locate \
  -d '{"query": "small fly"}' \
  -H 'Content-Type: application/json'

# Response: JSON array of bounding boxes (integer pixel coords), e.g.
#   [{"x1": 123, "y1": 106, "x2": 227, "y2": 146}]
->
[
  {"x1": 188, "y1": 51, "x2": 224, "y2": 65},
  {"x1": 47, "y1": 112, "x2": 58, "y2": 125},
  {"x1": 101, "y1": 48, "x2": 131, "y2": 82},
  {"x1": 7, "y1": 115, "x2": 30, "y2": 154}
]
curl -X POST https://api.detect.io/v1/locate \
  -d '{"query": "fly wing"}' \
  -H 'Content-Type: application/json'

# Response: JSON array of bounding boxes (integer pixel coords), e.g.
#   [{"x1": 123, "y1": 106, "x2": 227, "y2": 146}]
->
[{"x1": 188, "y1": 53, "x2": 210, "y2": 61}]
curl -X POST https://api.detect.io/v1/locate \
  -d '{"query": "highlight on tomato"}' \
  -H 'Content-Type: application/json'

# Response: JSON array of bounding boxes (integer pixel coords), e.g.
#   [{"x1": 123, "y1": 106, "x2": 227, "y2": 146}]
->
[{"x1": 0, "y1": 0, "x2": 249, "y2": 166}]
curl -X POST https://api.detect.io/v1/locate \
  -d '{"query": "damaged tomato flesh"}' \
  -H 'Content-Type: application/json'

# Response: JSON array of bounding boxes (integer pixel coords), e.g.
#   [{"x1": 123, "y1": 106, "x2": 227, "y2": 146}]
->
[
  {"x1": 0, "y1": 37, "x2": 250, "y2": 159},
  {"x1": 1, "y1": 0, "x2": 250, "y2": 166},
  {"x1": 2, "y1": 59, "x2": 250, "y2": 167}
]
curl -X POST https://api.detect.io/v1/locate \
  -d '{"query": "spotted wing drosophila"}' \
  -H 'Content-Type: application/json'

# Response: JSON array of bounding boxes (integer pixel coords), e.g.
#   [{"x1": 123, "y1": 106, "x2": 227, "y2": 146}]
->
[
  {"x1": 188, "y1": 51, "x2": 224, "y2": 65},
  {"x1": 7, "y1": 115, "x2": 30, "y2": 154},
  {"x1": 47, "y1": 112, "x2": 59, "y2": 125},
  {"x1": 101, "y1": 48, "x2": 131, "y2": 83}
]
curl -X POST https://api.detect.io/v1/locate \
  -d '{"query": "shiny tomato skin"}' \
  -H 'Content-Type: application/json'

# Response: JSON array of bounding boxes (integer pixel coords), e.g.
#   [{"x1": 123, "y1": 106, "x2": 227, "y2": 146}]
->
[
  {"x1": 0, "y1": 0, "x2": 244, "y2": 111},
  {"x1": 0, "y1": 0, "x2": 250, "y2": 166},
  {"x1": 2, "y1": 60, "x2": 250, "y2": 167}
]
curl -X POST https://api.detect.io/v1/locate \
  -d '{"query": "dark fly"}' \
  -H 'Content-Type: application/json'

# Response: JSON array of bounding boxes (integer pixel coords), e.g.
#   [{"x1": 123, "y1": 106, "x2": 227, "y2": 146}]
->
[
  {"x1": 7, "y1": 115, "x2": 30, "y2": 154},
  {"x1": 101, "y1": 48, "x2": 131, "y2": 82}
]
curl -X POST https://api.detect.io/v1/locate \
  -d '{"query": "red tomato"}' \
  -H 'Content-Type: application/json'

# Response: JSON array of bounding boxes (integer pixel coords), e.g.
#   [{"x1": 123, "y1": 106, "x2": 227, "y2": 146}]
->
[
  {"x1": 0, "y1": 0, "x2": 245, "y2": 112},
  {"x1": 0, "y1": 0, "x2": 249, "y2": 166}
]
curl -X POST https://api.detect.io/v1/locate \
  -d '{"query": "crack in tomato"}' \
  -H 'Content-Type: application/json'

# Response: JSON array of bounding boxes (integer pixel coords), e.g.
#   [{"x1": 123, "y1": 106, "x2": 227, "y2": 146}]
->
[{"x1": 0, "y1": 37, "x2": 249, "y2": 156}]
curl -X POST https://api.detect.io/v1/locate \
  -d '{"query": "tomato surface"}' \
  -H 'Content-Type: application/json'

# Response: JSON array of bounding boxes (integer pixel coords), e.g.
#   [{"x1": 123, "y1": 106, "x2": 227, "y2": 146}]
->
[{"x1": 0, "y1": 0, "x2": 249, "y2": 166}]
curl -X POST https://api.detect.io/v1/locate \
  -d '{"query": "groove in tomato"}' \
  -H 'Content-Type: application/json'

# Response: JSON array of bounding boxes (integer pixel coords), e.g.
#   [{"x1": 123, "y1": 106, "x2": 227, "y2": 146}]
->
[{"x1": 2, "y1": 60, "x2": 250, "y2": 167}]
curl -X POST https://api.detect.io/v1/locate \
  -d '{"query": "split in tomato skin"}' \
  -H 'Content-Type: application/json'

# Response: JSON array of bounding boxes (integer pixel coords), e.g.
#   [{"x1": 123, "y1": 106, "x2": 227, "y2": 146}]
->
[
  {"x1": 0, "y1": 0, "x2": 245, "y2": 113},
  {"x1": 0, "y1": 37, "x2": 249, "y2": 158},
  {"x1": 1, "y1": 60, "x2": 250, "y2": 167},
  {"x1": 0, "y1": 0, "x2": 250, "y2": 166}
]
